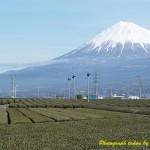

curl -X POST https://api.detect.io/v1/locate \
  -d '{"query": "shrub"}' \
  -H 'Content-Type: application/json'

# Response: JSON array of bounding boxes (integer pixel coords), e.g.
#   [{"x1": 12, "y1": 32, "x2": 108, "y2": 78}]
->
[
  {"x1": 7, "y1": 108, "x2": 31, "y2": 124},
  {"x1": 76, "y1": 95, "x2": 83, "y2": 99},
  {"x1": 1, "y1": 99, "x2": 8, "y2": 105},
  {"x1": 17, "y1": 102, "x2": 27, "y2": 108},
  {"x1": 9, "y1": 103, "x2": 18, "y2": 108}
]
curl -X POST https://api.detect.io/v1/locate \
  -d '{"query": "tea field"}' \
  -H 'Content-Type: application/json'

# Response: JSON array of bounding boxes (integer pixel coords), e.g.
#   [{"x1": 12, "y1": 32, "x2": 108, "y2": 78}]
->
[{"x1": 0, "y1": 98, "x2": 150, "y2": 150}]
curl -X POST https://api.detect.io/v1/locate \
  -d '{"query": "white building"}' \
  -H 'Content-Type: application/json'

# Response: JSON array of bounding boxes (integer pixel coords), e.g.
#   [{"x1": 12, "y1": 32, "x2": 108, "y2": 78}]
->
[
  {"x1": 112, "y1": 94, "x2": 124, "y2": 99},
  {"x1": 128, "y1": 96, "x2": 140, "y2": 99}
]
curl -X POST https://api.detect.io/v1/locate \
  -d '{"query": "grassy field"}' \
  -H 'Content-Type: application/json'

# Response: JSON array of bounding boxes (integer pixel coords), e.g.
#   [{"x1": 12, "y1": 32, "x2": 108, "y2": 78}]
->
[{"x1": 0, "y1": 98, "x2": 150, "y2": 150}]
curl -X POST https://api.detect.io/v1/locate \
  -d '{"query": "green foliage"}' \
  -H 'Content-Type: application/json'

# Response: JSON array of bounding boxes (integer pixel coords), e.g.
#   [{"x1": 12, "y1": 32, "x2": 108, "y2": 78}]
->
[
  {"x1": 0, "y1": 98, "x2": 149, "y2": 116},
  {"x1": 0, "y1": 109, "x2": 150, "y2": 150},
  {"x1": 18, "y1": 108, "x2": 54, "y2": 123},
  {"x1": 76, "y1": 95, "x2": 83, "y2": 99},
  {"x1": 8, "y1": 99, "x2": 15, "y2": 104},
  {"x1": 14, "y1": 99, "x2": 20, "y2": 103},
  {"x1": 7, "y1": 108, "x2": 32, "y2": 124},
  {"x1": 1, "y1": 98, "x2": 150, "y2": 150},
  {"x1": 51, "y1": 108, "x2": 102, "y2": 119},
  {"x1": 21, "y1": 100, "x2": 36, "y2": 108},
  {"x1": 72, "y1": 104, "x2": 83, "y2": 108},
  {"x1": 47, "y1": 108, "x2": 88, "y2": 120},
  {"x1": 17, "y1": 102, "x2": 27, "y2": 108},
  {"x1": 0, "y1": 108, "x2": 7, "y2": 124},
  {"x1": 1, "y1": 99, "x2": 8, "y2": 105},
  {"x1": 30, "y1": 108, "x2": 72, "y2": 121},
  {"x1": 9, "y1": 103, "x2": 18, "y2": 108},
  {"x1": 26, "y1": 99, "x2": 46, "y2": 108}
]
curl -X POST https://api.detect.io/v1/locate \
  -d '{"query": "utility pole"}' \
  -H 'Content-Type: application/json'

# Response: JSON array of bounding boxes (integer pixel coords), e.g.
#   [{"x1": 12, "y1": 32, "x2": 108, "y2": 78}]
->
[
  {"x1": 72, "y1": 75, "x2": 76, "y2": 100},
  {"x1": 87, "y1": 73, "x2": 91, "y2": 102},
  {"x1": 68, "y1": 78, "x2": 71, "y2": 99}
]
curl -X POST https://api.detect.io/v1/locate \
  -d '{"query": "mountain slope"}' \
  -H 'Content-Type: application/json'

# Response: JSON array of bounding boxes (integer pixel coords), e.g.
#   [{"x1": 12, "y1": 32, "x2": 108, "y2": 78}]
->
[
  {"x1": 56, "y1": 21, "x2": 150, "y2": 59},
  {"x1": 0, "y1": 21, "x2": 150, "y2": 97}
]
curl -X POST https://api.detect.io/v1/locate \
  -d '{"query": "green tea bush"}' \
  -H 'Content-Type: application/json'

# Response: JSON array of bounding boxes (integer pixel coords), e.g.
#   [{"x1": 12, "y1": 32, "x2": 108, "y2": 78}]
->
[
  {"x1": 30, "y1": 108, "x2": 71, "y2": 121},
  {"x1": 18, "y1": 108, "x2": 53, "y2": 123},
  {"x1": 26, "y1": 99, "x2": 45, "y2": 108},
  {"x1": 72, "y1": 104, "x2": 83, "y2": 108},
  {"x1": 8, "y1": 99, "x2": 15, "y2": 104},
  {"x1": 63, "y1": 105, "x2": 73, "y2": 108},
  {"x1": 21, "y1": 100, "x2": 36, "y2": 108},
  {"x1": 7, "y1": 108, "x2": 31, "y2": 124},
  {"x1": 9, "y1": 103, "x2": 18, "y2": 108},
  {"x1": 0, "y1": 108, "x2": 7, "y2": 124},
  {"x1": 1, "y1": 99, "x2": 8, "y2": 105},
  {"x1": 17, "y1": 102, "x2": 27, "y2": 108}
]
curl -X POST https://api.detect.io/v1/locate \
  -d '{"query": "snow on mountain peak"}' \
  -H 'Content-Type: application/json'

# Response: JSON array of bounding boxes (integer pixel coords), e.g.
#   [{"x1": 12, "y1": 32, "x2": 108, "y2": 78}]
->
[
  {"x1": 90, "y1": 21, "x2": 150, "y2": 49},
  {"x1": 56, "y1": 21, "x2": 150, "y2": 60}
]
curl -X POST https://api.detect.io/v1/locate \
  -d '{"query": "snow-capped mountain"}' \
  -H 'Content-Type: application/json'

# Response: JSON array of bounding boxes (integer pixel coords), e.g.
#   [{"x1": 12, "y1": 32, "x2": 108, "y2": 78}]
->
[
  {"x1": 0, "y1": 21, "x2": 150, "y2": 97},
  {"x1": 57, "y1": 21, "x2": 150, "y2": 59}
]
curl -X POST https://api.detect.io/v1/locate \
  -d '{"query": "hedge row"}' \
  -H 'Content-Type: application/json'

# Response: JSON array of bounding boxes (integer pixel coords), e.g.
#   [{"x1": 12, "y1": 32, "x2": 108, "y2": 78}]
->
[
  {"x1": 0, "y1": 108, "x2": 8, "y2": 124},
  {"x1": 7, "y1": 109, "x2": 32, "y2": 124},
  {"x1": 17, "y1": 108, "x2": 54, "y2": 123}
]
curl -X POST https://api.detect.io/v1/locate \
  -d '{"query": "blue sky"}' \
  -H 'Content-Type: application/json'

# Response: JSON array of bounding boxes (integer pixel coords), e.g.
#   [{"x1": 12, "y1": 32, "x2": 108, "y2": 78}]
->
[{"x1": 0, "y1": 0, "x2": 150, "y2": 64}]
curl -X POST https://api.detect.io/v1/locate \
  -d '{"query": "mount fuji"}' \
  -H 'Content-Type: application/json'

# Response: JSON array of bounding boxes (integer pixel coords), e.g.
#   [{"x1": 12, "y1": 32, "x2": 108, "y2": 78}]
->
[
  {"x1": 0, "y1": 21, "x2": 150, "y2": 96},
  {"x1": 56, "y1": 21, "x2": 150, "y2": 60}
]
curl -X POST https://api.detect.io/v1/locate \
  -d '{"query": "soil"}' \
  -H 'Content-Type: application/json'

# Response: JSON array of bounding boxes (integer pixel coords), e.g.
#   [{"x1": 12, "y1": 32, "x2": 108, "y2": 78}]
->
[{"x1": 0, "y1": 104, "x2": 9, "y2": 109}]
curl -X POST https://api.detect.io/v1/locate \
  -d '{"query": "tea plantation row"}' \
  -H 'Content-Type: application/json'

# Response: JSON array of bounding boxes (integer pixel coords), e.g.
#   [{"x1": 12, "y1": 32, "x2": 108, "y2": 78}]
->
[{"x1": 0, "y1": 98, "x2": 150, "y2": 115}]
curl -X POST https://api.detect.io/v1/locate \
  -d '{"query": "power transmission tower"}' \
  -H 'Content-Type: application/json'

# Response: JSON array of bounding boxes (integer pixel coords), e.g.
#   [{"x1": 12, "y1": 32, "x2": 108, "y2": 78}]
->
[
  {"x1": 136, "y1": 75, "x2": 145, "y2": 98},
  {"x1": 93, "y1": 72, "x2": 100, "y2": 99},
  {"x1": 12, "y1": 74, "x2": 15, "y2": 99},
  {"x1": 126, "y1": 85, "x2": 130, "y2": 98},
  {"x1": 107, "y1": 83, "x2": 112, "y2": 98}
]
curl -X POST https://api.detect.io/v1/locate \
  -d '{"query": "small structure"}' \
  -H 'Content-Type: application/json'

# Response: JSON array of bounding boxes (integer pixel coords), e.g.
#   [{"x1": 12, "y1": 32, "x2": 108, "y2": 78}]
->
[
  {"x1": 56, "y1": 96, "x2": 65, "y2": 99},
  {"x1": 128, "y1": 96, "x2": 140, "y2": 99},
  {"x1": 111, "y1": 94, "x2": 124, "y2": 99},
  {"x1": 98, "y1": 96, "x2": 103, "y2": 99},
  {"x1": 87, "y1": 95, "x2": 98, "y2": 100},
  {"x1": 86, "y1": 95, "x2": 103, "y2": 100}
]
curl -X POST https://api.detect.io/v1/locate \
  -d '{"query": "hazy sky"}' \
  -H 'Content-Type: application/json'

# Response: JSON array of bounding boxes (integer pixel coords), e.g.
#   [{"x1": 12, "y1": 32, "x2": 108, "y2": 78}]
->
[{"x1": 0, "y1": 0, "x2": 150, "y2": 64}]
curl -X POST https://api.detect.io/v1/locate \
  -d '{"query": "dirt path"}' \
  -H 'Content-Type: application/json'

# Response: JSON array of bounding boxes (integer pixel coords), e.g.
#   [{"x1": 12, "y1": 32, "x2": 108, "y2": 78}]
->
[{"x1": 0, "y1": 104, "x2": 9, "y2": 109}]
